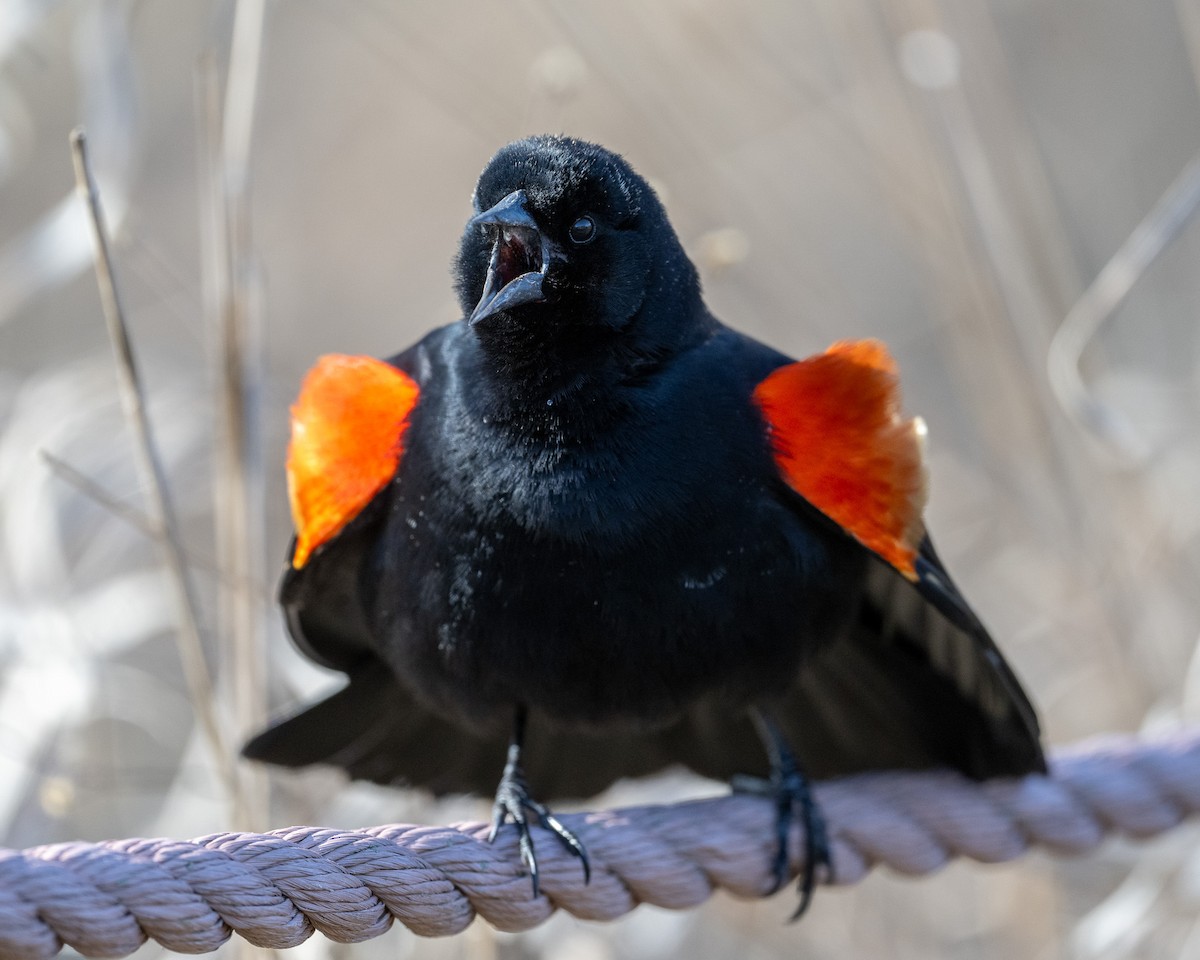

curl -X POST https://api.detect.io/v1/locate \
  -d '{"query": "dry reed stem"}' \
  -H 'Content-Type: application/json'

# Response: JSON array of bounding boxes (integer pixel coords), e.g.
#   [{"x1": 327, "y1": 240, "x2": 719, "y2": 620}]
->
[
  {"x1": 68, "y1": 127, "x2": 239, "y2": 801},
  {"x1": 203, "y1": 0, "x2": 272, "y2": 840}
]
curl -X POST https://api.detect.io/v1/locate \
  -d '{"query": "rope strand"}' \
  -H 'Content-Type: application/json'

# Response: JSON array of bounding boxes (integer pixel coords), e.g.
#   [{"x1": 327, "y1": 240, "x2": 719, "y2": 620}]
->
[{"x1": 1, "y1": 730, "x2": 1196, "y2": 959}]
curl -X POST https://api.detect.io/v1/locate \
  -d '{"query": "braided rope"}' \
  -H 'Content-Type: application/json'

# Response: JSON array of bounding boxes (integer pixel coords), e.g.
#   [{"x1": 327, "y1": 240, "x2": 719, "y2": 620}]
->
[{"x1": 0, "y1": 730, "x2": 1197, "y2": 959}]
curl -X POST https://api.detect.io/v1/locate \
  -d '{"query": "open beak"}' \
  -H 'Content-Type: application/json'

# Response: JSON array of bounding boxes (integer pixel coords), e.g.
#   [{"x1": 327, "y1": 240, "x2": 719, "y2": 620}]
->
[{"x1": 468, "y1": 189, "x2": 553, "y2": 325}]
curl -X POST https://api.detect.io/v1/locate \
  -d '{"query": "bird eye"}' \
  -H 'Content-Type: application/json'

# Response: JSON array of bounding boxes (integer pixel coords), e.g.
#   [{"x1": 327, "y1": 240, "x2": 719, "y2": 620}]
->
[{"x1": 568, "y1": 215, "x2": 596, "y2": 244}]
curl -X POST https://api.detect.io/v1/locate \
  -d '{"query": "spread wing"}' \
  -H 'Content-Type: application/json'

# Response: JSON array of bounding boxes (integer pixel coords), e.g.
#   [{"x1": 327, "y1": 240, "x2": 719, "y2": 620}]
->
[
  {"x1": 246, "y1": 350, "x2": 429, "y2": 767},
  {"x1": 749, "y1": 339, "x2": 1045, "y2": 779}
]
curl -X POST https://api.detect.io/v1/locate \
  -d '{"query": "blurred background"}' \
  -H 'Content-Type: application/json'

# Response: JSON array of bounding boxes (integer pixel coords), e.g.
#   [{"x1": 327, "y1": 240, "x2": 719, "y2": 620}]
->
[{"x1": 2, "y1": 0, "x2": 1200, "y2": 957}]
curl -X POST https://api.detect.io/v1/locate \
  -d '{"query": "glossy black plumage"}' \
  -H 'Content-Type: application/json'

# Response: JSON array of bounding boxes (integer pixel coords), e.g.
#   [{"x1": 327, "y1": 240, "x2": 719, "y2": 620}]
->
[{"x1": 245, "y1": 135, "x2": 1045, "y2": 810}]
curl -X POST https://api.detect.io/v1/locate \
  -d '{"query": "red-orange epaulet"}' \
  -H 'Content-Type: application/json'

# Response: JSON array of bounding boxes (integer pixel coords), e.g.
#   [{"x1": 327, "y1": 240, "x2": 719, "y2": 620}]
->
[
  {"x1": 287, "y1": 354, "x2": 420, "y2": 569},
  {"x1": 753, "y1": 339, "x2": 927, "y2": 579}
]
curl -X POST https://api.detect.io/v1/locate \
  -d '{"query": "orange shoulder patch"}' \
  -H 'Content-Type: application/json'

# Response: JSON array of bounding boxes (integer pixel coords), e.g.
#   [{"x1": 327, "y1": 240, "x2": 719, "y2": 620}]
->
[
  {"x1": 753, "y1": 339, "x2": 928, "y2": 579},
  {"x1": 287, "y1": 354, "x2": 420, "y2": 569}
]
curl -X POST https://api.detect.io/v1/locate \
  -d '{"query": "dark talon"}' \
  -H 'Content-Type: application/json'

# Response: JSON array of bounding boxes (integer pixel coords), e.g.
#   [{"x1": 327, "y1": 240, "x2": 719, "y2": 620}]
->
[
  {"x1": 740, "y1": 709, "x2": 832, "y2": 919},
  {"x1": 779, "y1": 763, "x2": 829, "y2": 919},
  {"x1": 542, "y1": 812, "x2": 592, "y2": 884},
  {"x1": 487, "y1": 706, "x2": 590, "y2": 896}
]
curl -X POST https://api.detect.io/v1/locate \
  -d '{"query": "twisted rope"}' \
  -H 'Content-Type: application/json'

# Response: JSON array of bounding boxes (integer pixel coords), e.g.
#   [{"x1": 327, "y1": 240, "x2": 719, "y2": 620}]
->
[{"x1": 1, "y1": 730, "x2": 1197, "y2": 959}]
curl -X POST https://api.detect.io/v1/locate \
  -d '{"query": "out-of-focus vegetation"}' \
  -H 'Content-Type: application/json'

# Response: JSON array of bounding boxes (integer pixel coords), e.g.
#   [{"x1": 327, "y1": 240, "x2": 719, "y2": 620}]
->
[{"x1": 2, "y1": 1, "x2": 1199, "y2": 957}]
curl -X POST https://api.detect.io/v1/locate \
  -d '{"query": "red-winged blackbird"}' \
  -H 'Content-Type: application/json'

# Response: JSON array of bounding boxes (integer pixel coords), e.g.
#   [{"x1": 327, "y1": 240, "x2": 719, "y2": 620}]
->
[{"x1": 245, "y1": 135, "x2": 1045, "y2": 912}]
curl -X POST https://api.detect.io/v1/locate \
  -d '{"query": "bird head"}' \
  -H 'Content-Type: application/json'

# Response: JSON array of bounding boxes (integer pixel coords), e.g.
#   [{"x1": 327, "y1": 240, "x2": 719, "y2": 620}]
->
[{"x1": 454, "y1": 136, "x2": 700, "y2": 353}]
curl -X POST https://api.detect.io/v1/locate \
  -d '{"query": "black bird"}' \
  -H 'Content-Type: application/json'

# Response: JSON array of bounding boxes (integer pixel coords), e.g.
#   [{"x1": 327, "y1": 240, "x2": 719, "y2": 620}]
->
[{"x1": 245, "y1": 135, "x2": 1045, "y2": 913}]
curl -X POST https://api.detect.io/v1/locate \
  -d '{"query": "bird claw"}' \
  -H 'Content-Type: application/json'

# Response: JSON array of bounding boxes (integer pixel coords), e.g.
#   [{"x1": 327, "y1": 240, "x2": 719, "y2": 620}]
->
[
  {"x1": 776, "y1": 765, "x2": 830, "y2": 919},
  {"x1": 487, "y1": 765, "x2": 590, "y2": 897},
  {"x1": 733, "y1": 765, "x2": 831, "y2": 919}
]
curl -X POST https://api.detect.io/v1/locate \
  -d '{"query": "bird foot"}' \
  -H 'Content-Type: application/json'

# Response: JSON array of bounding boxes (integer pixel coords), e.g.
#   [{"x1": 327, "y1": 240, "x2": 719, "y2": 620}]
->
[
  {"x1": 487, "y1": 763, "x2": 590, "y2": 897},
  {"x1": 732, "y1": 765, "x2": 831, "y2": 919}
]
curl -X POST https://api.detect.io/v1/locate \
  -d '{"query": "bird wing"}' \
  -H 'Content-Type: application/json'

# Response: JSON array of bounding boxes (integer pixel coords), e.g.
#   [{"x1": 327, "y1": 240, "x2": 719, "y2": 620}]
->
[
  {"x1": 774, "y1": 542, "x2": 1045, "y2": 779},
  {"x1": 250, "y1": 346, "x2": 441, "y2": 769},
  {"x1": 746, "y1": 339, "x2": 1045, "y2": 779},
  {"x1": 272, "y1": 350, "x2": 423, "y2": 673}
]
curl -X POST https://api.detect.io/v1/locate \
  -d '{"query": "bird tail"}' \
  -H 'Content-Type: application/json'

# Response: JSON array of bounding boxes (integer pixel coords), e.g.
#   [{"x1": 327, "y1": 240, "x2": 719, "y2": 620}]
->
[
  {"x1": 243, "y1": 666, "x2": 687, "y2": 799},
  {"x1": 242, "y1": 667, "x2": 506, "y2": 793}
]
